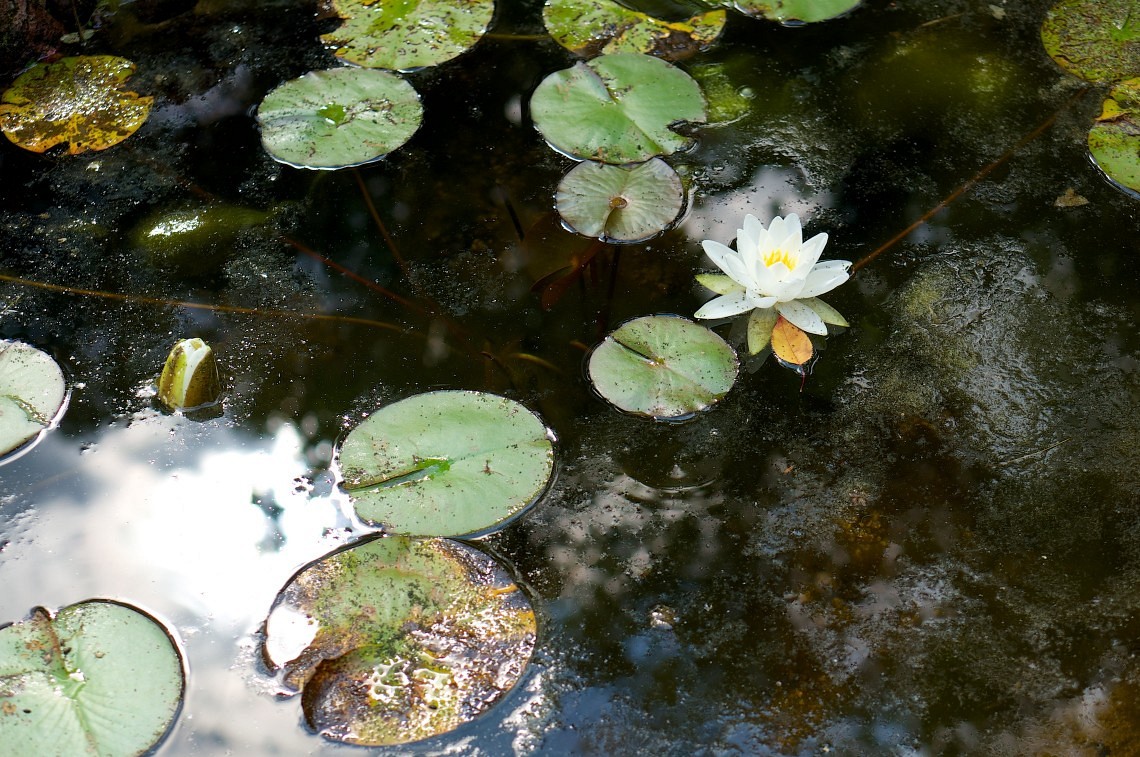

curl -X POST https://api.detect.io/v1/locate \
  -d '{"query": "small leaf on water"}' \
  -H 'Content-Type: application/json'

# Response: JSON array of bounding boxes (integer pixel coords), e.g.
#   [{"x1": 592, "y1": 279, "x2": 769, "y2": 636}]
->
[
  {"x1": 338, "y1": 391, "x2": 554, "y2": 536},
  {"x1": 0, "y1": 55, "x2": 153, "y2": 154},
  {"x1": 0, "y1": 600, "x2": 185, "y2": 756},
  {"x1": 588, "y1": 314, "x2": 738, "y2": 420},
  {"x1": 262, "y1": 535, "x2": 536, "y2": 747},
  {"x1": 0, "y1": 340, "x2": 66, "y2": 460},
  {"x1": 771, "y1": 316, "x2": 813, "y2": 365},
  {"x1": 257, "y1": 67, "x2": 423, "y2": 170},
  {"x1": 556, "y1": 158, "x2": 685, "y2": 242}
]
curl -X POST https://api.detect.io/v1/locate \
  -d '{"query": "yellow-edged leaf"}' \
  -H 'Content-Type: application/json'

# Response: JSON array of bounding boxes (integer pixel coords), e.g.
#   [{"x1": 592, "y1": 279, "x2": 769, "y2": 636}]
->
[
  {"x1": 771, "y1": 316, "x2": 813, "y2": 365},
  {"x1": 0, "y1": 56, "x2": 153, "y2": 155}
]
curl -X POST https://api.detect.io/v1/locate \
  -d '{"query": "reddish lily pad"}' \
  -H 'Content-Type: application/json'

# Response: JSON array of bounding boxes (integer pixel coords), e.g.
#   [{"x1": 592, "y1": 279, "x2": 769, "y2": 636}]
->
[{"x1": 0, "y1": 56, "x2": 153, "y2": 154}]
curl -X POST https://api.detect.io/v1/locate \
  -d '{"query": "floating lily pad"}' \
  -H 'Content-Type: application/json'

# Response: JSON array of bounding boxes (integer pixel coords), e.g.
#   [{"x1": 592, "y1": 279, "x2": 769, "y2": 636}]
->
[
  {"x1": 338, "y1": 391, "x2": 554, "y2": 536},
  {"x1": 257, "y1": 67, "x2": 423, "y2": 170},
  {"x1": 263, "y1": 535, "x2": 536, "y2": 747},
  {"x1": 323, "y1": 0, "x2": 494, "y2": 71},
  {"x1": 723, "y1": 0, "x2": 860, "y2": 24},
  {"x1": 530, "y1": 52, "x2": 707, "y2": 164},
  {"x1": 588, "y1": 315, "x2": 738, "y2": 420},
  {"x1": 1041, "y1": 0, "x2": 1140, "y2": 83},
  {"x1": 0, "y1": 55, "x2": 153, "y2": 154},
  {"x1": 0, "y1": 341, "x2": 66, "y2": 459},
  {"x1": 556, "y1": 158, "x2": 685, "y2": 242},
  {"x1": 544, "y1": 0, "x2": 725, "y2": 60},
  {"x1": 0, "y1": 600, "x2": 185, "y2": 755},
  {"x1": 1089, "y1": 77, "x2": 1140, "y2": 195}
]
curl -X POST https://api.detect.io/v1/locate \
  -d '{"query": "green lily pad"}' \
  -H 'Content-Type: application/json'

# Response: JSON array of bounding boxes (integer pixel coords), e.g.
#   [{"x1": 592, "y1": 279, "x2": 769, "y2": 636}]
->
[
  {"x1": 544, "y1": 0, "x2": 725, "y2": 60},
  {"x1": 1041, "y1": 0, "x2": 1140, "y2": 84},
  {"x1": 131, "y1": 203, "x2": 272, "y2": 276},
  {"x1": 322, "y1": 0, "x2": 494, "y2": 71},
  {"x1": 0, "y1": 341, "x2": 66, "y2": 459},
  {"x1": 588, "y1": 315, "x2": 738, "y2": 420},
  {"x1": 263, "y1": 535, "x2": 536, "y2": 747},
  {"x1": 0, "y1": 55, "x2": 153, "y2": 154},
  {"x1": 256, "y1": 67, "x2": 423, "y2": 170},
  {"x1": 338, "y1": 390, "x2": 555, "y2": 536},
  {"x1": 530, "y1": 52, "x2": 707, "y2": 164},
  {"x1": 1089, "y1": 77, "x2": 1140, "y2": 195},
  {"x1": 721, "y1": 0, "x2": 860, "y2": 24},
  {"x1": 0, "y1": 600, "x2": 185, "y2": 756},
  {"x1": 556, "y1": 157, "x2": 685, "y2": 242}
]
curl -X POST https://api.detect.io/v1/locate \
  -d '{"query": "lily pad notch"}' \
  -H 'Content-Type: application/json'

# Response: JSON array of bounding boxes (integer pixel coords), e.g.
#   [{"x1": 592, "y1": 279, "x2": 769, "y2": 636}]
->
[
  {"x1": 588, "y1": 314, "x2": 739, "y2": 420},
  {"x1": 0, "y1": 599, "x2": 186, "y2": 756},
  {"x1": 530, "y1": 52, "x2": 708, "y2": 164},
  {"x1": 338, "y1": 390, "x2": 556, "y2": 536}
]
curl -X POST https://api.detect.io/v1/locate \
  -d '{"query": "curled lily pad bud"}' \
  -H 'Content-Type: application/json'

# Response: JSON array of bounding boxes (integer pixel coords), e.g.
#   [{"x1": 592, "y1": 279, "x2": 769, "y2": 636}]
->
[{"x1": 157, "y1": 338, "x2": 221, "y2": 411}]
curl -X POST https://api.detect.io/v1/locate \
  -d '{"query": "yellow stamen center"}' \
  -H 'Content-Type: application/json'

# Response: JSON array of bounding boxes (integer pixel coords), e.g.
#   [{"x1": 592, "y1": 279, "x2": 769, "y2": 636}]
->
[{"x1": 762, "y1": 248, "x2": 797, "y2": 269}]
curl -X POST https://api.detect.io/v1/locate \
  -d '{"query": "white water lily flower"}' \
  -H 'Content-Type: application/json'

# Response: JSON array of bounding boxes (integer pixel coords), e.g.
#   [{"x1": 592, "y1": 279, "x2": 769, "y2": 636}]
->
[{"x1": 694, "y1": 213, "x2": 851, "y2": 336}]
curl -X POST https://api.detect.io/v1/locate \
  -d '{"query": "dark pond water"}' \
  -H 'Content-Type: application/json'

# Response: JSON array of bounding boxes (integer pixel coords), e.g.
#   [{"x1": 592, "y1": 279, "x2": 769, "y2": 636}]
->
[{"x1": 4, "y1": 0, "x2": 1140, "y2": 753}]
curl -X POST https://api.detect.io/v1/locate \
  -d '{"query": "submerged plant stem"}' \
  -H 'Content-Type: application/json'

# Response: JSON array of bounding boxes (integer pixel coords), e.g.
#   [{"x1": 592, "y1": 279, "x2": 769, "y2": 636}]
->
[
  {"x1": 351, "y1": 168, "x2": 414, "y2": 283},
  {"x1": 852, "y1": 86, "x2": 1090, "y2": 274},
  {"x1": 0, "y1": 272, "x2": 406, "y2": 333}
]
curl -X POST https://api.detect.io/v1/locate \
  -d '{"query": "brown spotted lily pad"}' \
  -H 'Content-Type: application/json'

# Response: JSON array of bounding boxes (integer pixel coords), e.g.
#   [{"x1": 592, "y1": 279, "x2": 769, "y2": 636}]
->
[
  {"x1": 262, "y1": 536, "x2": 536, "y2": 747},
  {"x1": 1041, "y1": 0, "x2": 1140, "y2": 84},
  {"x1": 544, "y1": 0, "x2": 725, "y2": 61},
  {"x1": 0, "y1": 56, "x2": 154, "y2": 154}
]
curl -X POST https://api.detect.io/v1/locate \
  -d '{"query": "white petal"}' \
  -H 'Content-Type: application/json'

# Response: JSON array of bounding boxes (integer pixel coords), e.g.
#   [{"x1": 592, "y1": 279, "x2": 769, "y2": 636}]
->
[
  {"x1": 695, "y1": 290, "x2": 755, "y2": 319},
  {"x1": 776, "y1": 299, "x2": 827, "y2": 335},
  {"x1": 738, "y1": 215, "x2": 762, "y2": 260},
  {"x1": 797, "y1": 264, "x2": 851, "y2": 298},
  {"x1": 746, "y1": 292, "x2": 778, "y2": 309},
  {"x1": 701, "y1": 240, "x2": 750, "y2": 287},
  {"x1": 798, "y1": 232, "x2": 829, "y2": 268}
]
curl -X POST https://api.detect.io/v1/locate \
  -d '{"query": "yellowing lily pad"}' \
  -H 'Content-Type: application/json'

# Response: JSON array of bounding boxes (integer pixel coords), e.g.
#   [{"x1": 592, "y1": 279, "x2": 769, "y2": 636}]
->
[
  {"x1": 555, "y1": 158, "x2": 685, "y2": 243},
  {"x1": 723, "y1": 0, "x2": 860, "y2": 24},
  {"x1": 1089, "y1": 77, "x2": 1140, "y2": 195},
  {"x1": 338, "y1": 391, "x2": 555, "y2": 536},
  {"x1": 544, "y1": 0, "x2": 725, "y2": 60},
  {"x1": 530, "y1": 52, "x2": 707, "y2": 164},
  {"x1": 323, "y1": 0, "x2": 494, "y2": 71},
  {"x1": 588, "y1": 315, "x2": 738, "y2": 420},
  {"x1": 1041, "y1": 0, "x2": 1140, "y2": 84},
  {"x1": 0, "y1": 56, "x2": 153, "y2": 154},
  {"x1": 256, "y1": 67, "x2": 423, "y2": 170},
  {"x1": 0, "y1": 600, "x2": 185, "y2": 756},
  {"x1": 262, "y1": 535, "x2": 536, "y2": 747},
  {"x1": 0, "y1": 341, "x2": 66, "y2": 459}
]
